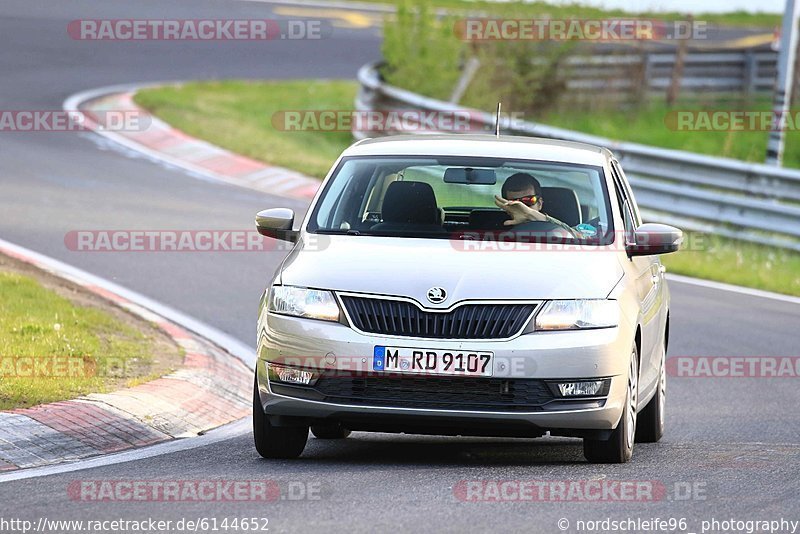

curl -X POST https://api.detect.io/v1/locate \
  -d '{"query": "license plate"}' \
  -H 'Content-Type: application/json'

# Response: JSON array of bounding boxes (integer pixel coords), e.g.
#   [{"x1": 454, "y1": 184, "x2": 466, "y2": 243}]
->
[{"x1": 373, "y1": 346, "x2": 493, "y2": 377}]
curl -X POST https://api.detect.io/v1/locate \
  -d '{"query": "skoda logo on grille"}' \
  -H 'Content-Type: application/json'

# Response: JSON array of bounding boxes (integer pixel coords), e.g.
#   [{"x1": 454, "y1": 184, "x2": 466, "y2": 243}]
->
[{"x1": 427, "y1": 287, "x2": 447, "y2": 304}]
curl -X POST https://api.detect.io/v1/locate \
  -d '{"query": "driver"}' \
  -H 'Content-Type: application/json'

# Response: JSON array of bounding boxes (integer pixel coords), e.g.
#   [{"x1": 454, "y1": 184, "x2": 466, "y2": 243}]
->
[{"x1": 493, "y1": 172, "x2": 578, "y2": 238}]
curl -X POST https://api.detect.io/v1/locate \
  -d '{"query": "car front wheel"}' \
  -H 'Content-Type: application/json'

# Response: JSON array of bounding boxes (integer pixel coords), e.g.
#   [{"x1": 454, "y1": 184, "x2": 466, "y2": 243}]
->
[
  {"x1": 253, "y1": 377, "x2": 308, "y2": 459},
  {"x1": 583, "y1": 345, "x2": 639, "y2": 464},
  {"x1": 636, "y1": 345, "x2": 666, "y2": 443}
]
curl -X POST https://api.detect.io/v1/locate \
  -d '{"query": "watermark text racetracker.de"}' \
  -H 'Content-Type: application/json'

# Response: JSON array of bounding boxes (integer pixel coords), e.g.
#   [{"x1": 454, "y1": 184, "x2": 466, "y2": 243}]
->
[
  {"x1": 64, "y1": 230, "x2": 326, "y2": 252},
  {"x1": 0, "y1": 111, "x2": 147, "y2": 132},
  {"x1": 0, "y1": 355, "x2": 136, "y2": 379},
  {"x1": 449, "y1": 230, "x2": 705, "y2": 252},
  {"x1": 68, "y1": 19, "x2": 331, "y2": 40},
  {"x1": 454, "y1": 479, "x2": 707, "y2": 502},
  {"x1": 667, "y1": 356, "x2": 800, "y2": 378},
  {"x1": 665, "y1": 109, "x2": 800, "y2": 131},
  {"x1": 67, "y1": 479, "x2": 321, "y2": 502},
  {"x1": 454, "y1": 18, "x2": 707, "y2": 41},
  {"x1": 271, "y1": 109, "x2": 526, "y2": 133}
]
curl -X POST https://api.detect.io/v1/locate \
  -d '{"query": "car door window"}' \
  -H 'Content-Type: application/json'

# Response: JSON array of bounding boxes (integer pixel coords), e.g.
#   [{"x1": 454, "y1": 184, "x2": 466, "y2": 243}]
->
[
  {"x1": 610, "y1": 162, "x2": 636, "y2": 244},
  {"x1": 611, "y1": 160, "x2": 642, "y2": 227}
]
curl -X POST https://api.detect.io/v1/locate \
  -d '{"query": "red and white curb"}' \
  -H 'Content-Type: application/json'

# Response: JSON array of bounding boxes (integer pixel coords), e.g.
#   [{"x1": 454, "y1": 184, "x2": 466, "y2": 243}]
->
[
  {"x1": 64, "y1": 84, "x2": 321, "y2": 201},
  {"x1": 0, "y1": 238, "x2": 253, "y2": 472}
]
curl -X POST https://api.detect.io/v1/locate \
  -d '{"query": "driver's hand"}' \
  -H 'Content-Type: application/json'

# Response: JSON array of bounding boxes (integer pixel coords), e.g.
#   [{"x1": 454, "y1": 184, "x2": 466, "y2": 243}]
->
[{"x1": 494, "y1": 195, "x2": 547, "y2": 226}]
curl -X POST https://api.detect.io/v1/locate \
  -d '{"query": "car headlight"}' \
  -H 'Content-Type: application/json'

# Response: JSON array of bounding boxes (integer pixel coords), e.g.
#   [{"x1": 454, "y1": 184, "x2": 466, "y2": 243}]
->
[
  {"x1": 534, "y1": 299, "x2": 618, "y2": 331},
  {"x1": 268, "y1": 286, "x2": 340, "y2": 322}
]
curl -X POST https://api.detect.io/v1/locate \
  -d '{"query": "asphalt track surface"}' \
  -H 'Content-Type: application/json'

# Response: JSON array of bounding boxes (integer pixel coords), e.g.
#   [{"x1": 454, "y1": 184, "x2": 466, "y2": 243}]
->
[{"x1": 0, "y1": 1, "x2": 798, "y2": 532}]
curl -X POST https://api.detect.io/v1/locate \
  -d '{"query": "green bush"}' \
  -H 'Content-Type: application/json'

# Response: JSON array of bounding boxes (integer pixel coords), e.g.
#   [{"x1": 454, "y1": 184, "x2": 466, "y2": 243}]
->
[
  {"x1": 460, "y1": 40, "x2": 575, "y2": 116},
  {"x1": 381, "y1": 1, "x2": 464, "y2": 101},
  {"x1": 382, "y1": 0, "x2": 575, "y2": 116}
]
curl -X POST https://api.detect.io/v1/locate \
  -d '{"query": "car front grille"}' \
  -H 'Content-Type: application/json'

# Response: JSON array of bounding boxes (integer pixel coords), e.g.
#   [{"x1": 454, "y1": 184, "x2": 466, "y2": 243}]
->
[
  {"x1": 299, "y1": 373, "x2": 555, "y2": 411},
  {"x1": 340, "y1": 296, "x2": 536, "y2": 339}
]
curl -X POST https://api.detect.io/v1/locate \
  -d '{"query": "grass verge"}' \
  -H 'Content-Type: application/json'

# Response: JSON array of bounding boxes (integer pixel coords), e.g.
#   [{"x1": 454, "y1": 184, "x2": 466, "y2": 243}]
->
[
  {"x1": 537, "y1": 98, "x2": 800, "y2": 169},
  {"x1": 135, "y1": 80, "x2": 355, "y2": 178},
  {"x1": 0, "y1": 254, "x2": 183, "y2": 410},
  {"x1": 661, "y1": 234, "x2": 800, "y2": 295},
  {"x1": 134, "y1": 80, "x2": 800, "y2": 297}
]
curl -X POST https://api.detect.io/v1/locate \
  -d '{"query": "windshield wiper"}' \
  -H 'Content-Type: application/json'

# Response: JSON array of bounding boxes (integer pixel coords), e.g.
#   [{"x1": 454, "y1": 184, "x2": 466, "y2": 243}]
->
[{"x1": 316, "y1": 229, "x2": 362, "y2": 236}]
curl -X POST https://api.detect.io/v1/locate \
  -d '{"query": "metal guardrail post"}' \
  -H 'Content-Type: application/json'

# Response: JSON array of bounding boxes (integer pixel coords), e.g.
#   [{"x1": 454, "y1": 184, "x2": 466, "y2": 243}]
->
[{"x1": 744, "y1": 51, "x2": 757, "y2": 95}]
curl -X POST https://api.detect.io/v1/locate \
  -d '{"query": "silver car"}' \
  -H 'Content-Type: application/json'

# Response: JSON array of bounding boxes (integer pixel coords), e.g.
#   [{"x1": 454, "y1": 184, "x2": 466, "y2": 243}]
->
[{"x1": 253, "y1": 135, "x2": 681, "y2": 463}]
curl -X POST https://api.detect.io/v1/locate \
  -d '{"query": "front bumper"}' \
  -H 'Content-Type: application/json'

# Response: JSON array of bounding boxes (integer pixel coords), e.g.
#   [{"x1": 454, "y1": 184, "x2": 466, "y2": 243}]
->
[{"x1": 256, "y1": 311, "x2": 635, "y2": 438}]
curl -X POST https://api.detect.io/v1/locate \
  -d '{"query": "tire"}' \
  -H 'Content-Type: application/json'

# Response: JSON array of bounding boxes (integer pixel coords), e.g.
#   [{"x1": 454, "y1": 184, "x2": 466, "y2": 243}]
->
[
  {"x1": 636, "y1": 345, "x2": 666, "y2": 443},
  {"x1": 583, "y1": 345, "x2": 639, "y2": 464},
  {"x1": 253, "y1": 378, "x2": 308, "y2": 459},
  {"x1": 311, "y1": 423, "x2": 351, "y2": 439}
]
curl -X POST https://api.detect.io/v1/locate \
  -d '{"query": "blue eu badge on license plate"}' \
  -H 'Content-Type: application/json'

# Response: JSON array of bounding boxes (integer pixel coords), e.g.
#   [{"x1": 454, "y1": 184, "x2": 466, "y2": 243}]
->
[{"x1": 373, "y1": 346, "x2": 385, "y2": 371}]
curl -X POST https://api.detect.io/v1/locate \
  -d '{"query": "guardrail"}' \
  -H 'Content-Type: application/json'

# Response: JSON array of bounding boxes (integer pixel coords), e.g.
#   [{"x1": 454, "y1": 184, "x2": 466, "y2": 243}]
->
[
  {"x1": 553, "y1": 50, "x2": 778, "y2": 98},
  {"x1": 355, "y1": 62, "x2": 800, "y2": 252}
]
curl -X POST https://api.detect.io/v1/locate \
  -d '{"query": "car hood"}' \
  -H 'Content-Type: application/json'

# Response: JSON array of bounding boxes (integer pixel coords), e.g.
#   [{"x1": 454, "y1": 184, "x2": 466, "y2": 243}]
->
[{"x1": 279, "y1": 235, "x2": 624, "y2": 306}]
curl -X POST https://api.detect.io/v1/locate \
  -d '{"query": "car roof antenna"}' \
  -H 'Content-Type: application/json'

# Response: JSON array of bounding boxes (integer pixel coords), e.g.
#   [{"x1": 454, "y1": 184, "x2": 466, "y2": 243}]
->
[{"x1": 494, "y1": 103, "x2": 502, "y2": 137}]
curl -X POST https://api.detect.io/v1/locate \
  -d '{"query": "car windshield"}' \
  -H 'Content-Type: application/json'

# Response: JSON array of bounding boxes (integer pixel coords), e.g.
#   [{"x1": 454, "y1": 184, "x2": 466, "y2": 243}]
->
[{"x1": 308, "y1": 155, "x2": 614, "y2": 244}]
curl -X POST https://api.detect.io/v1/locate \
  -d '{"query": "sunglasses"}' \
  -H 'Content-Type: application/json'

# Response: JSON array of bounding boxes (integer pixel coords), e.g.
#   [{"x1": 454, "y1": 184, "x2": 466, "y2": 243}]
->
[{"x1": 509, "y1": 195, "x2": 541, "y2": 207}]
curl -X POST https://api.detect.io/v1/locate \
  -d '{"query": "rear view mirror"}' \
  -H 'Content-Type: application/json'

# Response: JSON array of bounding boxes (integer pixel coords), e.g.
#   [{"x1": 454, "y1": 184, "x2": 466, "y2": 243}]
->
[
  {"x1": 443, "y1": 167, "x2": 497, "y2": 185},
  {"x1": 255, "y1": 208, "x2": 299, "y2": 243},
  {"x1": 627, "y1": 223, "x2": 683, "y2": 256}
]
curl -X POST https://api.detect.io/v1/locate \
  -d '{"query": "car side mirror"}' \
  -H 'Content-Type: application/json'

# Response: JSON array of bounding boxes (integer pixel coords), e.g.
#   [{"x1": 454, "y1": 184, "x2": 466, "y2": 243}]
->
[
  {"x1": 255, "y1": 208, "x2": 298, "y2": 243},
  {"x1": 627, "y1": 223, "x2": 683, "y2": 256}
]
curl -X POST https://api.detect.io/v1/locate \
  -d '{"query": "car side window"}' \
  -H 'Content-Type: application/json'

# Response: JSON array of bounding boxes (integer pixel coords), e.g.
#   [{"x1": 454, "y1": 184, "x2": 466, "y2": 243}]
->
[
  {"x1": 622, "y1": 199, "x2": 637, "y2": 245},
  {"x1": 611, "y1": 160, "x2": 642, "y2": 227},
  {"x1": 610, "y1": 162, "x2": 636, "y2": 244}
]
